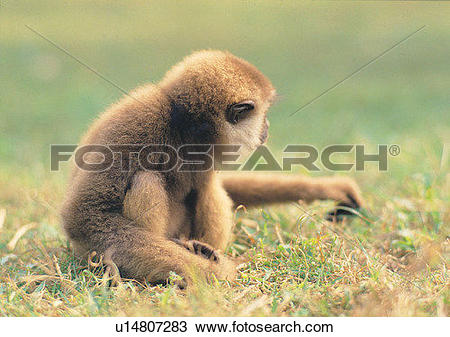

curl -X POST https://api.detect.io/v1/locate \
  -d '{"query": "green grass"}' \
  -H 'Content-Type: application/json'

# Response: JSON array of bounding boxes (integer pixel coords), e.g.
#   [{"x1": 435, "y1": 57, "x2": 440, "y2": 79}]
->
[{"x1": 0, "y1": 0, "x2": 449, "y2": 316}]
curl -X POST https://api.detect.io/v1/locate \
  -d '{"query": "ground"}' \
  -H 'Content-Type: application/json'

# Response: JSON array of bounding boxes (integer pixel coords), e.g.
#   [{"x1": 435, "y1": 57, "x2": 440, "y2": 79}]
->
[{"x1": 0, "y1": 0, "x2": 448, "y2": 316}]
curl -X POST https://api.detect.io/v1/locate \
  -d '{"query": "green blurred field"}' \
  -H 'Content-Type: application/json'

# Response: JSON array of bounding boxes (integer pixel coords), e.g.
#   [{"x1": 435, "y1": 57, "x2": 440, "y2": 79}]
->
[{"x1": 0, "y1": 1, "x2": 448, "y2": 316}]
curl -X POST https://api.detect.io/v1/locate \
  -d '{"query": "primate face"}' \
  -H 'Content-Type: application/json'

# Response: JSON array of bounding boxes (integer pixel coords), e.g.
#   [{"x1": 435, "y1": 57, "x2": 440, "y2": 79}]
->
[{"x1": 223, "y1": 98, "x2": 272, "y2": 156}]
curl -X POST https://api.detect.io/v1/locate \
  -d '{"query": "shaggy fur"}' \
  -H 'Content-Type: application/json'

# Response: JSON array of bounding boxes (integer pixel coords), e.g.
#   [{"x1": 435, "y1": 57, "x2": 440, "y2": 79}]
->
[{"x1": 61, "y1": 50, "x2": 363, "y2": 285}]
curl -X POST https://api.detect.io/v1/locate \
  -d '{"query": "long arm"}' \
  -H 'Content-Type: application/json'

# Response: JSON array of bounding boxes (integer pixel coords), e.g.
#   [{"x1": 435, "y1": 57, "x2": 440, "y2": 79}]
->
[
  {"x1": 193, "y1": 172, "x2": 235, "y2": 251},
  {"x1": 220, "y1": 173, "x2": 363, "y2": 209}
]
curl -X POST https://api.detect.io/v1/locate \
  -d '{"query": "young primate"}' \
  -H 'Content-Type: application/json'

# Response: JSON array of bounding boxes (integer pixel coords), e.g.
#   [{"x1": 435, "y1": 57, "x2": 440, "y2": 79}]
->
[{"x1": 61, "y1": 50, "x2": 363, "y2": 286}]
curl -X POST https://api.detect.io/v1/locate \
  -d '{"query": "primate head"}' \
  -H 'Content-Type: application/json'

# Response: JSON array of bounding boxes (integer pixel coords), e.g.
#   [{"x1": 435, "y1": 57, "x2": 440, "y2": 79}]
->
[{"x1": 160, "y1": 50, "x2": 276, "y2": 153}]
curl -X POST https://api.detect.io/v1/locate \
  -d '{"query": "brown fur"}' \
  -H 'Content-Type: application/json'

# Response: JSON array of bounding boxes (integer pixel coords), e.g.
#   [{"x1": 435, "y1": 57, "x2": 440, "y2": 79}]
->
[{"x1": 61, "y1": 50, "x2": 363, "y2": 286}]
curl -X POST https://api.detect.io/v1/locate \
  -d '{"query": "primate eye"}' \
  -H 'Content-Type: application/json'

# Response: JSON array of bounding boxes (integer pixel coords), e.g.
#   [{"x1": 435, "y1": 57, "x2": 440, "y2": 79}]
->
[{"x1": 227, "y1": 100, "x2": 255, "y2": 124}]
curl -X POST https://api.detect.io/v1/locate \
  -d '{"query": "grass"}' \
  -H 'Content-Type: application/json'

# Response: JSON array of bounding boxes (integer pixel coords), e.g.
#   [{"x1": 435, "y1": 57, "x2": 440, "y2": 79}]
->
[
  {"x1": 0, "y1": 166, "x2": 448, "y2": 316},
  {"x1": 0, "y1": 0, "x2": 449, "y2": 316}
]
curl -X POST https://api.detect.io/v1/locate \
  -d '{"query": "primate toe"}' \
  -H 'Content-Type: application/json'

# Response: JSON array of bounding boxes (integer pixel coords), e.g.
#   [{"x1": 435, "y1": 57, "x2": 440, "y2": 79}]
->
[
  {"x1": 172, "y1": 239, "x2": 220, "y2": 262},
  {"x1": 192, "y1": 241, "x2": 219, "y2": 261}
]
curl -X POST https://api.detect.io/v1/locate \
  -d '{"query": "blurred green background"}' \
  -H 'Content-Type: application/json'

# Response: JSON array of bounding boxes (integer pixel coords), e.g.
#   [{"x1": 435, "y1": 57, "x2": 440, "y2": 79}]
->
[{"x1": 1, "y1": 0, "x2": 449, "y2": 182}]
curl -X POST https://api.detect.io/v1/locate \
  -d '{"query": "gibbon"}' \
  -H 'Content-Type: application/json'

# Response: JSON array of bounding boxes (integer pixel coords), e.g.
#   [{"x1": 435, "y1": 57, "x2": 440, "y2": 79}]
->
[{"x1": 61, "y1": 50, "x2": 363, "y2": 286}]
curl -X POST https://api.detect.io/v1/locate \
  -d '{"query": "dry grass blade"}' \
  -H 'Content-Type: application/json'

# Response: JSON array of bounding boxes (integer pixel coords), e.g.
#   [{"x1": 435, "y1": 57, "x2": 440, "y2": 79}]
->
[
  {"x1": 241, "y1": 225, "x2": 256, "y2": 244},
  {"x1": 275, "y1": 223, "x2": 285, "y2": 245},
  {"x1": 7, "y1": 223, "x2": 36, "y2": 251},
  {"x1": 35, "y1": 239, "x2": 56, "y2": 274},
  {"x1": 0, "y1": 208, "x2": 6, "y2": 230},
  {"x1": 88, "y1": 251, "x2": 103, "y2": 268},
  {"x1": 19, "y1": 275, "x2": 79, "y2": 295},
  {"x1": 52, "y1": 255, "x2": 63, "y2": 278},
  {"x1": 234, "y1": 204, "x2": 248, "y2": 220},
  {"x1": 238, "y1": 295, "x2": 269, "y2": 316}
]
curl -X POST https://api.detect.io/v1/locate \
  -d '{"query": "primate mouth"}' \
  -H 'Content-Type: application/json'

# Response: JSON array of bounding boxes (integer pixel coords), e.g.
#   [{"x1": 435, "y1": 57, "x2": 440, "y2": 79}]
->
[{"x1": 259, "y1": 120, "x2": 269, "y2": 144}]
